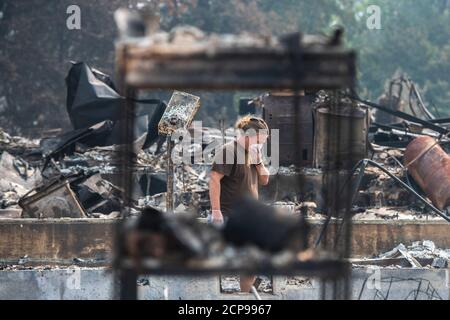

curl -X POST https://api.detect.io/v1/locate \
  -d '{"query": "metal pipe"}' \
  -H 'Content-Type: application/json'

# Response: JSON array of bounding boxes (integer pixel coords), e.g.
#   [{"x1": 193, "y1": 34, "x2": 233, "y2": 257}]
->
[
  {"x1": 349, "y1": 95, "x2": 448, "y2": 135},
  {"x1": 251, "y1": 286, "x2": 262, "y2": 300}
]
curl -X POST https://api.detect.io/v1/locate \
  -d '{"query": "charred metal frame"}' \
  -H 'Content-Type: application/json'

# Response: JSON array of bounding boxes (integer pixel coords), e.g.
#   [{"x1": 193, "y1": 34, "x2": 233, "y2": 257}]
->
[{"x1": 114, "y1": 29, "x2": 356, "y2": 300}]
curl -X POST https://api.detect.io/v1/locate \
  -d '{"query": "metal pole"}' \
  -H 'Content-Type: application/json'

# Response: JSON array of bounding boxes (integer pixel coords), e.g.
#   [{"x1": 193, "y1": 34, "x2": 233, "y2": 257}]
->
[
  {"x1": 166, "y1": 135, "x2": 175, "y2": 212},
  {"x1": 220, "y1": 118, "x2": 225, "y2": 144}
]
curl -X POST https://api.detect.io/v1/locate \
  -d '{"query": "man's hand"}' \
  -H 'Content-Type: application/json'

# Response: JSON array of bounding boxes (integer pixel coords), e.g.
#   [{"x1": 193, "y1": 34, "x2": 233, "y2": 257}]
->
[
  {"x1": 249, "y1": 144, "x2": 263, "y2": 164},
  {"x1": 209, "y1": 170, "x2": 224, "y2": 225},
  {"x1": 211, "y1": 209, "x2": 224, "y2": 225}
]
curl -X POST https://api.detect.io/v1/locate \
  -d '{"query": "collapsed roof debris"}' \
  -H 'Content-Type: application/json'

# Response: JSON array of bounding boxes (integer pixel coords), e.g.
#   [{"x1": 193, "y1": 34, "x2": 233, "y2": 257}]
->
[{"x1": 19, "y1": 177, "x2": 87, "y2": 219}]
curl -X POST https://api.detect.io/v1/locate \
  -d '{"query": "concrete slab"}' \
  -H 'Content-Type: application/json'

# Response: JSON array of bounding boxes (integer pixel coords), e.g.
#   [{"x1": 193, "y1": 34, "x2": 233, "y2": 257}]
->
[
  {"x1": 312, "y1": 220, "x2": 450, "y2": 257},
  {"x1": 0, "y1": 267, "x2": 448, "y2": 300},
  {"x1": 0, "y1": 218, "x2": 449, "y2": 263},
  {"x1": 0, "y1": 219, "x2": 113, "y2": 263}
]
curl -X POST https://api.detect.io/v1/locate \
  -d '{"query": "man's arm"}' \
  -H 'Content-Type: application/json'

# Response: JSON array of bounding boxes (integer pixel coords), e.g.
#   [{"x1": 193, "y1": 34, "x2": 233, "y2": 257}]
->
[{"x1": 209, "y1": 170, "x2": 225, "y2": 224}]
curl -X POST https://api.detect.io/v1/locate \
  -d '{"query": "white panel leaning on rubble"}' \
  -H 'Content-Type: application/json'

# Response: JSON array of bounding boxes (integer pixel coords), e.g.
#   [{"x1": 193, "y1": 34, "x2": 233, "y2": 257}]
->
[{"x1": 158, "y1": 91, "x2": 201, "y2": 135}]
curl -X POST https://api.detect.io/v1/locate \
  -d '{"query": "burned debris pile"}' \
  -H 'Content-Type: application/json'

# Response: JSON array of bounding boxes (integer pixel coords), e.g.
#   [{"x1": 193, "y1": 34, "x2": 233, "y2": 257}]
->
[
  {"x1": 2, "y1": 72, "x2": 450, "y2": 223},
  {"x1": 352, "y1": 240, "x2": 450, "y2": 269},
  {"x1": 0, "y1": 124, "x2": 213, "y2": 219}
]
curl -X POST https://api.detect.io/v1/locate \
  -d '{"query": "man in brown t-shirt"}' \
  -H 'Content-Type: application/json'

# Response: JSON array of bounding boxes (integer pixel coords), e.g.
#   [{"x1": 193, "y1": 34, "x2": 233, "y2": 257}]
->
[
  {"x1": 211, "y1": 140, "x2": 260, "y2": 215},
  {"x1": 209, "y1": 116, "x2": 270, "y2": 292}
]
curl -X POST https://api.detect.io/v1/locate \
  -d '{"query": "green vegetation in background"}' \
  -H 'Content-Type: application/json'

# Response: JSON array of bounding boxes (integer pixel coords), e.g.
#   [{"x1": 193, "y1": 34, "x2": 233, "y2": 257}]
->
[{"x1": 171, "y1": 0, "x2": 450, "y2": 116}]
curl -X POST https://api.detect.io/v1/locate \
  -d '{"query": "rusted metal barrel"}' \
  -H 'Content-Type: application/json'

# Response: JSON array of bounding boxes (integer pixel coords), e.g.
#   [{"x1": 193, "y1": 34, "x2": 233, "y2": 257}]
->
[{"x1": 404, "y1": 136, "x2": 450, "y2": 210}]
